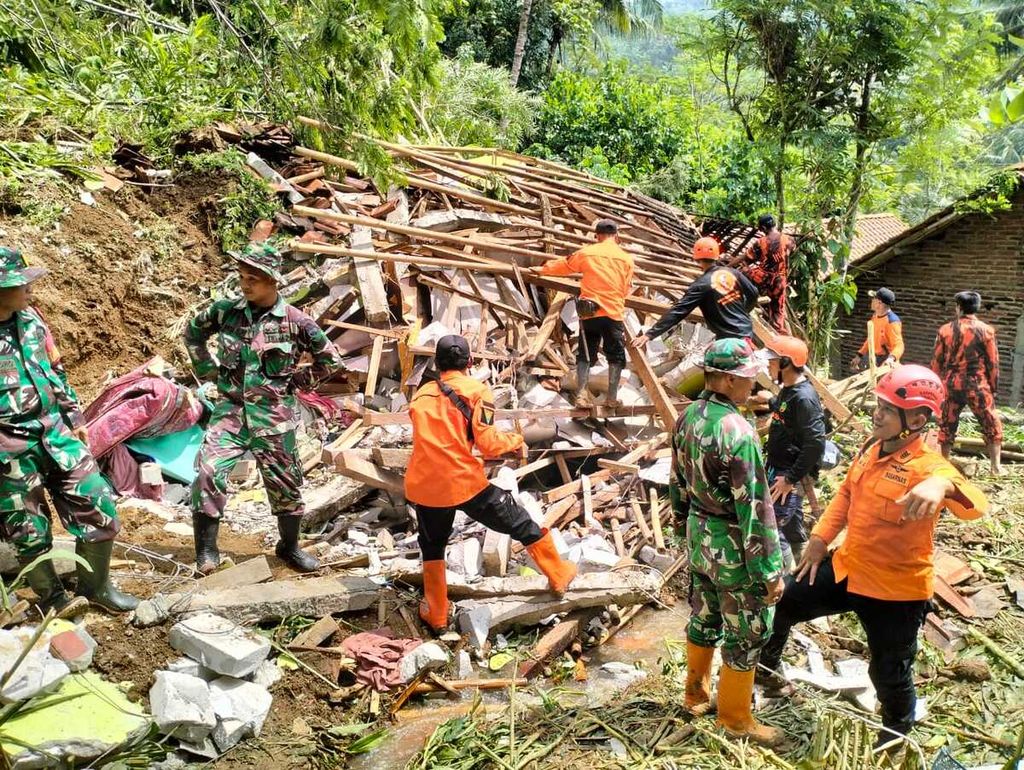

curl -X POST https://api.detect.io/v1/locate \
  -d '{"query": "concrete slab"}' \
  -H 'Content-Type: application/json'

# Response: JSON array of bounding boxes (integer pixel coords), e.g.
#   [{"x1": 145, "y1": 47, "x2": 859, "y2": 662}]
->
[
  {"x1": 168, "y1": 613, "x2": 271, "y2": 678},
  {"x1": 150, "y1": 670, "x2": 216, "y2": 742},
  {"x1": 209, "y1": 676, "x2": 273, "y2": 751}
]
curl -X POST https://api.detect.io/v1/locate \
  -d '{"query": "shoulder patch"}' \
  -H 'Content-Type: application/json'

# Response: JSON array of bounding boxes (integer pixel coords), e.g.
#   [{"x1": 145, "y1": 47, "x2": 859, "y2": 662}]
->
[{"x1": 888, "y1": 310, "x2": 901, "y2": 322}]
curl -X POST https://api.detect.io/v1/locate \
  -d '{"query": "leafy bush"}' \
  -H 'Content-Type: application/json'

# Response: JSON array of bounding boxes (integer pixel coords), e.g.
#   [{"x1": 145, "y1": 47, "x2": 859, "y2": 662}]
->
[
  {"x1": 424, "y1": 46, "x2": 541, "y2": 148},
  {"x1": 524, "y1": 62, "x2": 685, "y2": 182}
]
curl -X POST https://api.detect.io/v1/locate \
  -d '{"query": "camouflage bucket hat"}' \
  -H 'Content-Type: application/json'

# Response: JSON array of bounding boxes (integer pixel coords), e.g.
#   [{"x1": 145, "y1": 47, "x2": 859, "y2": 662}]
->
[
  {"x1": 0, "y1": 246, "x2": 47, "y2": 288},
  {"x1": 701, "y1": 337, "x2": 767, "y2": 378},
  {"x1": 228, "y1": 242, "x2": 284, "y2": 284}
]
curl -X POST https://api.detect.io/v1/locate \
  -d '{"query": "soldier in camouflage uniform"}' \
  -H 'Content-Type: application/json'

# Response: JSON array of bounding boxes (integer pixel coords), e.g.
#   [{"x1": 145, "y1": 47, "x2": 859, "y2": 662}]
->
[
  {"x1": 0, "y1": 246, "x2": 137, "y2": 613},
  {"x1": 670, "y1": 337, "x2": 785, "y2": 747},
  {"x1": 185, "y1": 244, "x2": 342, "y2": 574}
]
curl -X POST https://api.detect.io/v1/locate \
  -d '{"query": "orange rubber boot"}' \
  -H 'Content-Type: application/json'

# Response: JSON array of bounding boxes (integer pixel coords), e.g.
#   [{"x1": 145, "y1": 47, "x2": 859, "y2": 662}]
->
[
  {"x1": 716, "y1": 664, "x2": 785, "y2": 747},
  {"x1": 419, "y1": 560, "x2": 450, "y2": 632},
  {"x1": 685, "y1": 641, "x2": 716, "y2": 716},
  {"x1": 526, "y1": 529, "x2": 577, "y2": 595}
]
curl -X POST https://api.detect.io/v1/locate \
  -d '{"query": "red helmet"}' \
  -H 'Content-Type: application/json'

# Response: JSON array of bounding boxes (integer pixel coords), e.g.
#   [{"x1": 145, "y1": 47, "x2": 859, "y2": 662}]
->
[
  {"x1": 763, "y1": 334, "x2": 809, "y2": 368},
  {"x1": 693, "y1": 237, "x2": 720, "y2": 261},
  {"x1": 874, "y1": 365, "x2": 945, "y2": 416}
]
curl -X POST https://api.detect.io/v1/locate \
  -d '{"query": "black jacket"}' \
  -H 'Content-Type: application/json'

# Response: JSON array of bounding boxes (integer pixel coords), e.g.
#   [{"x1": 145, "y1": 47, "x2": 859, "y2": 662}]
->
[
  {"x1": 646, "y1": 265, "x2": 758, "y2": 340},
  {"x1": 765, "y1": 379, "x2": 826, "y2": 483}
]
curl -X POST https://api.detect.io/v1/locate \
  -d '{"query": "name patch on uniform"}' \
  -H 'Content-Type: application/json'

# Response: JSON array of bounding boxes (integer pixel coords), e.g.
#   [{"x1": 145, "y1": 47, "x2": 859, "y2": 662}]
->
[
  {"x1": 883, "y1": 469, "x2": 909, "y2": 486},
  {"x1": 263, "y1": 323, "x2": 291, "y2": 344},
  {"x1": 0, "y1": 356, "x2": 17, "y2": 375}
]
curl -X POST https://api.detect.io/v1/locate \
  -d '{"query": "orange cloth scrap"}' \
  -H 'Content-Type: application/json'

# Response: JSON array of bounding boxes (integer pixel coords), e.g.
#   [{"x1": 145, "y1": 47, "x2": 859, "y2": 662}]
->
[{"x1": 812, "y1": 435, "x2": 987, "y2": 602}]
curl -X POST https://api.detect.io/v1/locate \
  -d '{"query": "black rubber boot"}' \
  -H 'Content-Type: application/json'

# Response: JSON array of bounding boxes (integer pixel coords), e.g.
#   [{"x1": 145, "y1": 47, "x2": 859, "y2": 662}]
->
[
  {"x1": 575, "y1": 357, "x2": 592, "y2": 407},
  {"x1": 193, "y1": 514, "x2": 221, "y2": 575},
  {"x1": 275, "y1": 516, "x2": 319, "y2": 573},
  {"x1": 605, "y1": 363, "x2": 624, "y2": 407},
  {"x1": 75, "y1": 539, "x2": 139, "y2": 613}
]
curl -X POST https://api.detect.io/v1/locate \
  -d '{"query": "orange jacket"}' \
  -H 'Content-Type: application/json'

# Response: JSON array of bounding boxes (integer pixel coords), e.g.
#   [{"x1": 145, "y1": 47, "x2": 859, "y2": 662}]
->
[
  {"x1": 540, "y1": 238, "x2": 635, "y2": 321},
  {"x1": 858, "y1": 310, "x2": 904, "y2": 360},
  {"x1": 811, "y1": 435, "x2": 987, "y2": 601},
  {"x1": 405, "y1": 370, "x2": 523, "y2": 507}
]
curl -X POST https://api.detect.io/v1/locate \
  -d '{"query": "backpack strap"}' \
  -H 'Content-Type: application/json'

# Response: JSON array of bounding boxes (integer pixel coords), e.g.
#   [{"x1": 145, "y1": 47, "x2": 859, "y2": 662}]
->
[{"x1": 436, "y1": 379, "x2": 475, "y2": 443}]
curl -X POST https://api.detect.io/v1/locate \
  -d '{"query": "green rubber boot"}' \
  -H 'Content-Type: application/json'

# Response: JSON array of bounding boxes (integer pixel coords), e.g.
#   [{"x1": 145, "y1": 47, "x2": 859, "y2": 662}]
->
[{"x1": 74, "y1": 540, "x2": 139, "y2": 613}]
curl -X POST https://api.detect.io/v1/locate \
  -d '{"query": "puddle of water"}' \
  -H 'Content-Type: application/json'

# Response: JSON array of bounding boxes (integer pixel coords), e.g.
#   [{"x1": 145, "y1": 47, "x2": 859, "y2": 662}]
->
[{"x1": 350, "y1": 606, "x2": 691, "y2": 769}]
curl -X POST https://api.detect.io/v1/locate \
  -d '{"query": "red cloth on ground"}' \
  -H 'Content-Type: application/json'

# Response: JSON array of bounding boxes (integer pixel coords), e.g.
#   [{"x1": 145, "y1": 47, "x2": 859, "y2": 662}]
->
[{"x1": 341, "y1": 629, "x2": 422, "y2": 692}]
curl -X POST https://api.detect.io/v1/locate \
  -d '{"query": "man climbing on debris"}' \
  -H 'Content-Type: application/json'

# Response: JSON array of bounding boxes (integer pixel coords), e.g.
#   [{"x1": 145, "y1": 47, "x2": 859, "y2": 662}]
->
[
  {"x1": 748, "y1": 334, "x2": 826, "y2": 568},
  {"x1": 406, "y1": 335, "x2": 577, "y2": 632},
  {"x1": 632, "y1": 237, "x2": 759, "y2": 348},
  {"x1": 758, "y1": 365, "x2": 988, "y2": 753},
  {"x1": 537, "y1": 218, "x2": 634, "y2": 408},
  {"x1": 851, "y1": 287, "x2": 904, "y2": 370},
  {"x1": 671, "y1": 338, "x2": 785, "y2": 748},
  {"x1": 931, "y1": 291, "x2": 1004, "y2": 476},
  {"x1": 737, "y1": 214, "x2": 795, "y2": 334},
  {"x1": 185, "y1": 243, "x2": 342, "y2": 575},
  {"x1": 0, "y1": 246, "x2": 138, "y2": 615}
]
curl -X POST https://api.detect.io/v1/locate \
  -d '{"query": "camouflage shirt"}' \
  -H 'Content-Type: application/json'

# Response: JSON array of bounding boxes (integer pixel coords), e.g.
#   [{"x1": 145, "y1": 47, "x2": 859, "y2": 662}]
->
[
  {"x1": 184, "y1": 295, "x2": 342, "y2": 436},
  {"x1": 0, "y1": 308, "x2": 85, "y2": 468},
  {"x1": 671, "y1": 390, "x2": 783, "y2": 588}
]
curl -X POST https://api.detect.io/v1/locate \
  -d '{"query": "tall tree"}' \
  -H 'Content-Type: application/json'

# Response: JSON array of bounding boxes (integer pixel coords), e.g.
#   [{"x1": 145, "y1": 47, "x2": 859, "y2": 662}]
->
[{"x1": 510, "y1": 0, "x2": 535, "y2": 85}]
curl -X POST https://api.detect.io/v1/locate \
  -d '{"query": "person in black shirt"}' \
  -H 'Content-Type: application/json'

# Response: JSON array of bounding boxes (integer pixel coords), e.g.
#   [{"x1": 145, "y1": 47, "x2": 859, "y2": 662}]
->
[
  {"x1": 749, "y1": 334, "x2": 825, "y2": 567},
  {"x1": 632, "y1": 237, "x2": 759, "y2": 349}
]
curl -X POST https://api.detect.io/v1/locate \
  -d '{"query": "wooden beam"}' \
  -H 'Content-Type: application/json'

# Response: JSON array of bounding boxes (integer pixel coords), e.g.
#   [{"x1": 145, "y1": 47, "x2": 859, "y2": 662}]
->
[
  {"x1": 624, "y1": 317, "x2": 679, "y2": 430},
  {"x1": 528, "y1": 291, "x2": 570, "y2": 361},
  {"x1": 650, "y1": 489, "x2": 665, "y2": 551},
  {"x1": 334, "y1": 452, "x2": 405, "y2": 496},
  {"x1": 348, "y1": 225, "x2": 390, "y2": 325},
  {"x1": 364, "y1": 335, "x2": 384, "y2": 398},
  {"x1": 518, "y1": 613, "x2": 584, "y2": 679}
]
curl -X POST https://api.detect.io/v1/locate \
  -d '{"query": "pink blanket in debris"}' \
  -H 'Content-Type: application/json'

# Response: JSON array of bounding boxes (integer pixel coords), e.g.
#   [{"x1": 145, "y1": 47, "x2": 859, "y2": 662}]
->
[
  {"x1": 82, "y1": 357, "x2": 204, "y2": 497},
  {"x1": 341, "y1": 630, "x2": 422, "y2": 692}
]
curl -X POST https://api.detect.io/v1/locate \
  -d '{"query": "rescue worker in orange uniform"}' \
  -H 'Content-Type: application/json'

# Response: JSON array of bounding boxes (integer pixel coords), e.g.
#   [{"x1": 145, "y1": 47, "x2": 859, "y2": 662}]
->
[
  {"x1": 758, "y1": 365, "x2": 988, "y2": 752},
  {"x1": 739, "y1": 214, "x2": 795, "y2": 334},
  {"x1": 538, "y1": 219, "x2": 634, "y2": 408},
  {"x1": 931, "y1": 291, "x2": 1004, "y2": 476},
  {"x1": 632, "y1": 237, "x2": 759, "y2": 347},
  {"x1": 851, "y1": 287, "x2": 904, "y2": 370},
  {"x1": 405, "y1": 335, "x2": 578, "y2": 632}
]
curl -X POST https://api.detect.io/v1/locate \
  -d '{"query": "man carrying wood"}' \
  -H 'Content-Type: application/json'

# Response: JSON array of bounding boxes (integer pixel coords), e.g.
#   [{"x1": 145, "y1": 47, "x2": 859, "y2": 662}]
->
[
  {"x1": 671, "y1": 337, "x2": 785, "y2": 747},
  {"x1": 0, "y1": 246, "x2": 137, "y2": 614},
  {"x1": 737, "y1": 214, "x2": 795, "y2": 334},
  {"x1": 632, "y1": 237, "x2": 759, "y2": 347},
  {"x1": 758, "y1": 365, "x2": 988, "y2": 753},
  {"x1": 851, "y1": 287, "x2": 904, "y2": 370},
  {"x1": 537, "y1": 219, "x2": 634, "y2": 408},
  {"x1": 406, "y1": 335, "x2": 577, "y2": 632},
  {"x1": 931, "y1": 291, "x2": 1004, "y2": 476},
  {"x1": 185, "y1": 243, "x2": 342, "y2": 575},
  {"x1": 748, "y1": 334, "x2": 826, "y2": 567}
]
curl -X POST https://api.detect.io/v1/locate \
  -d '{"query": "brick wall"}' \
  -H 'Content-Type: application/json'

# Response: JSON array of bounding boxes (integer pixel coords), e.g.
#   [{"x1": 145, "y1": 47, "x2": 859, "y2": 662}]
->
[{"x1": 838, "y1": 193, "x2": 1024, "y2": 405}]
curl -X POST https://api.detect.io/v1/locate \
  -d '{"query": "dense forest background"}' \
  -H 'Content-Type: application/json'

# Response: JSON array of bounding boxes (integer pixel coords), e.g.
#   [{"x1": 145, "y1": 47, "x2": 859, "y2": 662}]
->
[{"x1": 3, "y1": 0, "x2": 1024, "y2": 353}]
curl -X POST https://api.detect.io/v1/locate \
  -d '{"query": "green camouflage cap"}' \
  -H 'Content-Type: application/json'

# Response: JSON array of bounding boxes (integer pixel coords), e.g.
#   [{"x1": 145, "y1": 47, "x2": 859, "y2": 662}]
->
[
  {"x1": 0, "y1": 246, "x2": 47, "y2": 288},
  {"x1": 228, "y1": 242, "x2": 284, "y2": 284},
  {"x1": 701, "y1": 337, "x2": 766, "y2": 378}
]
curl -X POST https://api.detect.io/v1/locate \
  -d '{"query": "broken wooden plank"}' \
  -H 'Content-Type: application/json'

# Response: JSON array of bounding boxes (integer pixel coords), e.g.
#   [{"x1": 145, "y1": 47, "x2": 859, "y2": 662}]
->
[
  {"x1": 624, "y1": 316, "x2": 679, "y2": 430},
  {"x1": 527, "y1": 292, "x2": 571, "y2": 361},
  {"x1": 301, "y1": 474, "x2": 373, "y2": 530},
  {"x1": 334, "y1": 452, "x2": 405, "y2": 496},
  {"x1": 543, "y1": 468, "x2": 613, "y2": 504},
  {"x1": 349, "y1": 225, "x2": 390, "y2": 325},
  {"x1": 933, "y1": 574, "x2": 976, "y2": 618},
  {"x1": 630, "y1": 496, "x2": 654, "y2": 544},
  {"x1": 518, "y1": 613, "x2": 584, "y2": 679},
  {"x1": 650, "y1": 489, "x2": 665, "y2": 551},
  {"x1": 196, "y1": 556, "x2": 273, "y2": 592},
  {"x1": 289, "y1": 615, "x2": 341, "y2": 649},
  {"x1": 364, "y1": 335, "x2": 384, "y2": 397}
]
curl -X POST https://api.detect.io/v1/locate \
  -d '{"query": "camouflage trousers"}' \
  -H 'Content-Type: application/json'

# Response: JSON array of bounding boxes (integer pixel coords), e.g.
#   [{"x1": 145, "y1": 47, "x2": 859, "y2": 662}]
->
[
  {"x1": 688, "y1": 570, "x2": 775, "y2": 671},
  {"x1": 192, "y1": 413, "x2": 304, "y2": 520},
  {"x1": 0, "y1": 436, "x2": 121, "y2": 558},
  {"x1": 938, "y1": 384, "x2": 1003, "y2": 445}
]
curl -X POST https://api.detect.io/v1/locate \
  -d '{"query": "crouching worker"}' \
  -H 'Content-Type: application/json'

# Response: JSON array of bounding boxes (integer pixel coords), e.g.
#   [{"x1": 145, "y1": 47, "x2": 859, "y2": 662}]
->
[
  {"x1": 672, "y1": 338, "x2": 785, "y2": 747},
  {"x1": 0, "y1": 246, "x2": 137, "y2": 614},
  {"x1": 758, "y1": 365, "x2": 988, "y2": 752},
  {"x1": 406, "y1": 335, "x2": 577, "y2": 632}
]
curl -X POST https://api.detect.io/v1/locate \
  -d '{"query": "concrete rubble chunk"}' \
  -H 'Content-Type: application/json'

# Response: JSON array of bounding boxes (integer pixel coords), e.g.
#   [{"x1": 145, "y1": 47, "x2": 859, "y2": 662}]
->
[
  {"x1": 249, "y1": 659, "x2": 283, "y2": 688},
  {"x1": 399, "y1": 642, "x2": 449, "y2": 683},
  {"x1": 209, "y1": 676, "x2": 273, "y2": 751},
  {"x1": 458, "y1": 605, "x2": 492, "y2": 650},
  {"x1": 168, "y1": 613, "x2": 271, "y2": 678},
  {"x1": 167, "y1": 656, "x2": 216, "y2": 681},
  {"x1": 150, "y1": 670, "x2": 216, "y2": 743},
  {"x1": 49, "y1": 626, "x2": 96, "y2": 672},
  {"x1": 0, "y1": 626, "x2": 69, "y2": 703},
  {"x1": 638, "y1": 545, "x2": 674, "y2": 573}
]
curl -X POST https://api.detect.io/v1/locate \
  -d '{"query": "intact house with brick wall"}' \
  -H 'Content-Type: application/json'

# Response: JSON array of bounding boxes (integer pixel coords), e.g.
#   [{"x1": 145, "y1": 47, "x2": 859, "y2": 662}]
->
[{"x1": 836, "y1": 183, "x2": 1024, "y2": 406}]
